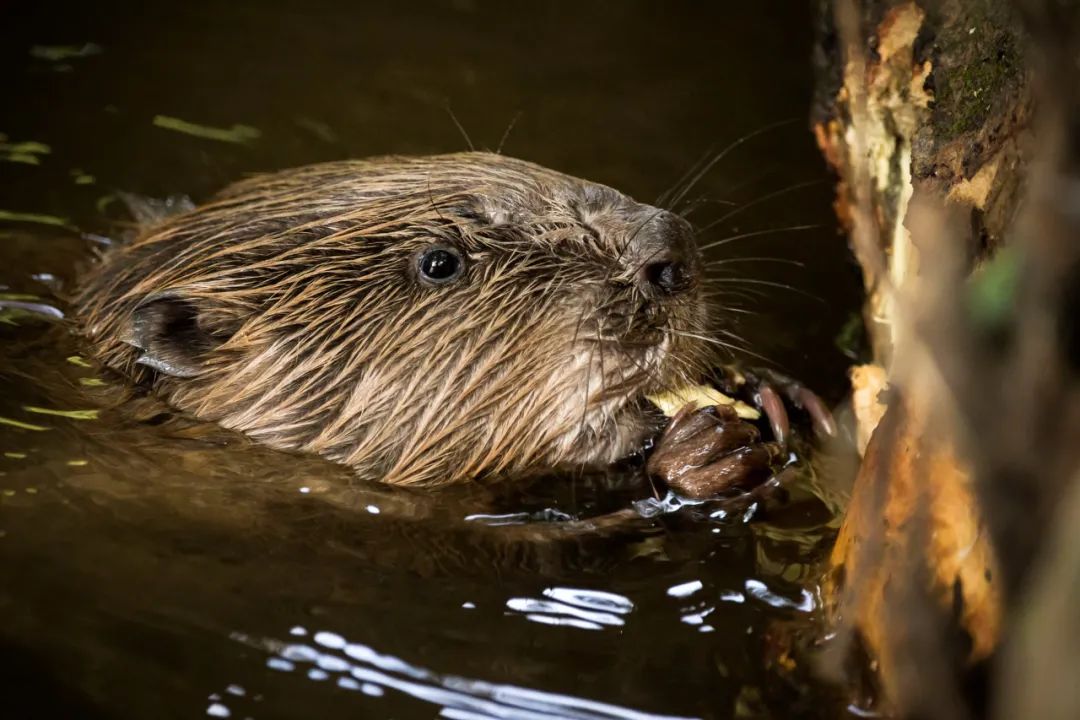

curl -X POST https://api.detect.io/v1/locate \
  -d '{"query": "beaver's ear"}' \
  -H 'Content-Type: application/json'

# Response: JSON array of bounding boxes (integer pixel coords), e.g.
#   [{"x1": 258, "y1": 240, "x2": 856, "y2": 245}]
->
[{"x1": 126, "y1": 292, "x2": 234, "y2": 378}]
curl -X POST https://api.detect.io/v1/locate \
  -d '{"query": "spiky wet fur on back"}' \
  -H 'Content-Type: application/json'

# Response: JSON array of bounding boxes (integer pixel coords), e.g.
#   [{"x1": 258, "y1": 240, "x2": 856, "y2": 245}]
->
[{"x1": 75, "y1": 152, "x2": 710, "y2": 486}]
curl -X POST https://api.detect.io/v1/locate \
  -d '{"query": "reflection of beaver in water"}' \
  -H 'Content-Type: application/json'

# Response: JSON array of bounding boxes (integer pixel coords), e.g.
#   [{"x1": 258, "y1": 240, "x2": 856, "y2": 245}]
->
[{"x1": 74, "y1": 152, "x2": 826, "y2": 493}]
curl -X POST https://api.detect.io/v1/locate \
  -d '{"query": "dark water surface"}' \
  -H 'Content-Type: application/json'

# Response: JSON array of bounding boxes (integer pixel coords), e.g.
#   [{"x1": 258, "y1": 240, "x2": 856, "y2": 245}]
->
[{"x1": 0, "y1": 2, "x2": 862, "y2": 718}]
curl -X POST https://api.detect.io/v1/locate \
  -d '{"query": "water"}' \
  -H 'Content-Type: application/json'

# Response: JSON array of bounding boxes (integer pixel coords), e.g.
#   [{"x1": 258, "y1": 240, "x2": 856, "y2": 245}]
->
[{"x1": 0, "y1": 1, "x2": 863, "y2": 718}]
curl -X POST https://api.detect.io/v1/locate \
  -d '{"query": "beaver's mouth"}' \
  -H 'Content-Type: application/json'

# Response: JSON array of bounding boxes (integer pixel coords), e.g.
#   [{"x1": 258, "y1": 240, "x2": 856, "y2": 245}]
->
[
  {"x1": 553, "y1": 332, "x2": 678, "y2": 466},
  {"x1": 554, "y1": 391, "x2": 665, "y2": 469},
  {"x1": 582, "y1": 337, "x2": 672, "y2": 399},
  {"x1": 581, "y1": 299, "x2": 684, "y2": 389},
  {"x1": 554, "y1": 290, "x2": 707, "y2": 466}
]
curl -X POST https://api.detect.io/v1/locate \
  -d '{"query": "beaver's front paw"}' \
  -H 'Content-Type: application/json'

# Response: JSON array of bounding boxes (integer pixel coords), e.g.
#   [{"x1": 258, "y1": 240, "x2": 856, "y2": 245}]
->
[
  {"x1": 714, "y1": 366, "x2": 837, "y2": 448},
  {"x1": 647, "y1": 403, "x2": 786, "y2": 500}
]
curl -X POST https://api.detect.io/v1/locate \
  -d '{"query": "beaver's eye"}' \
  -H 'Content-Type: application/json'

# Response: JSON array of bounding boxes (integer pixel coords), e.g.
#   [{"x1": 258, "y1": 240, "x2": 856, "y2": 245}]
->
[{"x1": 416, "y1": 246, "x2": 464, "y2": 285}]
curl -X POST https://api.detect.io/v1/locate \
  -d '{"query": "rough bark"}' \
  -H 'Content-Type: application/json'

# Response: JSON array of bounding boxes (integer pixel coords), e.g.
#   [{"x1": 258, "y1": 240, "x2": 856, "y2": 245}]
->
[
  {"x1": 811, "y1": 1, "x2": 1080, "y2": 719},
  {"x1": 813, "y1": 0, "x2": 1031, "y2": 362}
]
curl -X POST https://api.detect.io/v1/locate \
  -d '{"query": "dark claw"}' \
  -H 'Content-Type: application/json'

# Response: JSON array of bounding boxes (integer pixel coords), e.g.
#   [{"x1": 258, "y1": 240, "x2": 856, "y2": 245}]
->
[
  {"x1": 791, "y1": 386, "x2": 838, "y2": 438},
  {"x1": 755, "y1": 384, "x2": 790, "y2": 447},
  {"x1": 717, "y1": 366, "x2": 837, "y2": 443}
]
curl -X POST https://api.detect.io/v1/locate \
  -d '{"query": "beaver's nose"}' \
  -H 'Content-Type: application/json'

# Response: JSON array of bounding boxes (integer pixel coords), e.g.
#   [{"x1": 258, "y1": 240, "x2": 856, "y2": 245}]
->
[
  {"x1": 643, "y1": 256, "x2": 695, "y2": 294},
  {"x1": 634, "y1": 210, "x2": 699, "y2": 296}
]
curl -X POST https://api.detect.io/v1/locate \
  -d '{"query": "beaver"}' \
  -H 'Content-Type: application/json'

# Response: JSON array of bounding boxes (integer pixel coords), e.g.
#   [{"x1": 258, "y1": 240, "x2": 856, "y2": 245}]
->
[{"x1": 74, "y1": 152, "x2": 825, "y2": 493}]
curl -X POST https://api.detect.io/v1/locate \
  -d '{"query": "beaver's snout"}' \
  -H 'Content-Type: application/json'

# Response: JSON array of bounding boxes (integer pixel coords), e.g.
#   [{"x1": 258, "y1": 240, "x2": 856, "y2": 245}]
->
[{"x1": 631, "y1": 209, "x2": 700, "y2": 297}]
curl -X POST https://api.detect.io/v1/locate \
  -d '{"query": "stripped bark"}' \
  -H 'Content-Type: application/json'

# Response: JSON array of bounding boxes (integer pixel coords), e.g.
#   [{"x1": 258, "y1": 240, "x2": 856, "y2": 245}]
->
[{"x1": 810, "y1": 1, "x2": 1049, "y2": 717}]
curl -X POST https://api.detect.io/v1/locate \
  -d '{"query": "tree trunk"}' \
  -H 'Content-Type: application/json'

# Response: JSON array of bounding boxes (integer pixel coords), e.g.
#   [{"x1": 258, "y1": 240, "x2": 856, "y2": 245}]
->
[{"x1": 812, "y1": 1, "x2": 1080, "y2": 718}]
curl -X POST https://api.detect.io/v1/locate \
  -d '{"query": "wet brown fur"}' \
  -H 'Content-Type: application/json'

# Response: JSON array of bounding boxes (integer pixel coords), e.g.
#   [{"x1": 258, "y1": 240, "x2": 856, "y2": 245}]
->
[{"x1": 75, "y1": 152, "x2": 711, "y2": 486}]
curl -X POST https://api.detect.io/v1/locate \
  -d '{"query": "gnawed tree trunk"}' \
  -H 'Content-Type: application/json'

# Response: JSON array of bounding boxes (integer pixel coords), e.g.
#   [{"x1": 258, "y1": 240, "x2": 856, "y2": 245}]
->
[
  {"x1": 813, "y1": 0, "x2": 1030, "y2": 361},
  {"x1": 812, "y1": 1, "x2": 1080, "y2": 719}
]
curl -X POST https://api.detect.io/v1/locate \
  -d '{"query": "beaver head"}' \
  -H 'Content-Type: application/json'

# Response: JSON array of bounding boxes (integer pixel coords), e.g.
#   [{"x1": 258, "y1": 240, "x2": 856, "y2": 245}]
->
[{"x1": 75, "y1": 152, "x2": 711, "y2": 486}]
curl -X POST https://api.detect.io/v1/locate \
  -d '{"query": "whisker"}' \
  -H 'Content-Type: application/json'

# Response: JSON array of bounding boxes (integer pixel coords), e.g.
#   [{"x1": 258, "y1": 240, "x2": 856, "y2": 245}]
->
[
  {"x1": 617, "y1": 346, "x2": 666, "y2": 389},
  {"x1": 668, "y1": 330, "x2": 776, "y2": 365},
  {"x1": 702, "y1": 179, "x2": 825, "y2": 230},
  {"x1": 692, "y1": 165, "x2": 782, "y2": 214},
  {"x1": 571, "y1": 283, "x2": 596, "y2": 346},
  {"x1": 705, "y1": 256, "x2": 805, "y2": 269},
  {"x1": 425, "y1": 174, "x2": 447, "y2": 222},
  {"x1": 707, "y1": 305, "x2": 757, "y2": 316},
  {"x1": 699, "y1": 297, "x2": 760, "y2": 313},
  {"x1": 657, "y1": 145, "x2": 722, "y2": 209},
  {"x1": 444, "y1": 104, "x2": 475, "y2": 152},
  {"x1": 704, "y1": 277, "x2": 824, "y2": 303},
  {"x1": 716, "y1": 327, "x2": 755, "y2": 346},
  {"x1": 698, "y1": 224, "x2": 823, "y2": 252},
  {"x1": 667, "y1": 118, "x2": 798, "y2": 210},
  {"x1": 496, "y1": 111, "x2": 523, "y2": 155},
  {"x1": 706, "y1": 285, "x2": 771, "y2": 298},
  {"x1": 613, "y1": 207, "x2": 669, "y2": 272},
  {"x1": 677, "y1": 195, "x2": 738, "y2": 219}
]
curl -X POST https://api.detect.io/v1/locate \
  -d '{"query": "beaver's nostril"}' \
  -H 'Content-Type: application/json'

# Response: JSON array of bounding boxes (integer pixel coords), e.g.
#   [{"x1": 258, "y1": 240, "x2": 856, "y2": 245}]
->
[{"x1": 644, "y1": 260, "x2": 694, "y2": 294}]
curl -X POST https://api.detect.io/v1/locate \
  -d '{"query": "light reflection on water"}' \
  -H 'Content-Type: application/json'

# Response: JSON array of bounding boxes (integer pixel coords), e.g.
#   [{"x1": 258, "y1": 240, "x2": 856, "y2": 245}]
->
[
  {"x1": 506, "y1": 586, "x2": 634, "y2": 631},
  {"x1": 229, "y1": 625, "x2": 697, "y2": 720},
  {"x1": 666, "y1": 580, "x2": 703, "y2": 598},
  {"x1": 744, "y1": 579, "x2": 816, "y2": 613}
]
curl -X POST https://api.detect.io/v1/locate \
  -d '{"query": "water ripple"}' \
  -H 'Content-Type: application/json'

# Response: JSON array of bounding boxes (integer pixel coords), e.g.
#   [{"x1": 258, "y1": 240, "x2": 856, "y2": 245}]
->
[
  {"x1": 232, "y1": 626, "x2": 696, "y2": 720},
  {"x1": 744, "y1": 579, "x2": 815, "y2": 612},
  {"x1": 506, "y1": 586, "x2": 634, "y2": 631}
]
